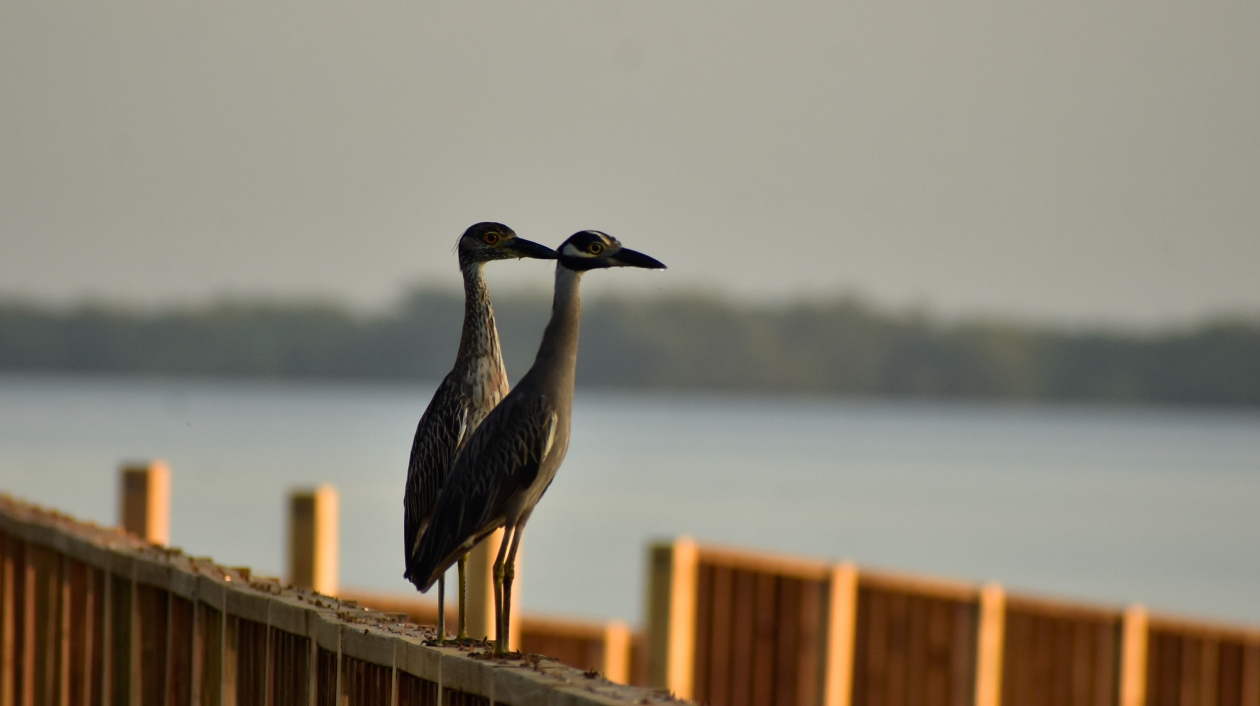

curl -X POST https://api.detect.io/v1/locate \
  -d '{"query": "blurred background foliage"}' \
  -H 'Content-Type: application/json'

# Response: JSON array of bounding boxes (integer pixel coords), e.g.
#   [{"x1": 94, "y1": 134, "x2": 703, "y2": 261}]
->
[{"x1": 1, "y1": 290, "x2": 1257, "y2": 406}]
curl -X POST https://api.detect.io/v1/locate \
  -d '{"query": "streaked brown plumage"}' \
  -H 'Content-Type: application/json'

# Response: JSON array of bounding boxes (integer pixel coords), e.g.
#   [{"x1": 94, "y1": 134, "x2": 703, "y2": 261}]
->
[{"x1": 402, "y1": 222, "x2": 554, "y2": 640}]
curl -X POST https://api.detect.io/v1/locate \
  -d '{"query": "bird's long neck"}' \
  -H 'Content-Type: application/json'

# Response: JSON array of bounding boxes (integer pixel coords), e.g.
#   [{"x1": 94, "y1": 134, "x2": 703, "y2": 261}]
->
[
  {"x1": 531, "y1": 266, "x2": 583, "y2": 393},
  {"x1": 456, "y1": 263, "x2": 502, "y2": 363}
]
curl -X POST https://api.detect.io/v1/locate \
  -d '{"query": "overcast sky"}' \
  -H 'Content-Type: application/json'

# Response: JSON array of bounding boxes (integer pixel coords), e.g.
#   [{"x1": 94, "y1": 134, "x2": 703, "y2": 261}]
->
[{"x1": 2, "y1": 2, "x2": 1258, "y2": 326}]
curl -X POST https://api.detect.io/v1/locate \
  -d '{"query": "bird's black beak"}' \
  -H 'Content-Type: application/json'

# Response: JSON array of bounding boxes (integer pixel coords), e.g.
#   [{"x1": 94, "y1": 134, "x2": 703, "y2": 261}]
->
[
  {"x1": 610, "y1": 247, "x2": 666, "y2": 269},
  {"x1": 505, "y1": 237, "x2": 558, "y2": 260}
]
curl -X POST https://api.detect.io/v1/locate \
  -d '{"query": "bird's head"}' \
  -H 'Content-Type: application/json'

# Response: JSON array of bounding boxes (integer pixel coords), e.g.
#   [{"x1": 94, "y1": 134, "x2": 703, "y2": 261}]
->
[
  {"x1": 457, "y1": 222, "x2": 557, "y2": 268},
  {"x1": 557, "y1": 231, "x2": 666, "y2": 271}
]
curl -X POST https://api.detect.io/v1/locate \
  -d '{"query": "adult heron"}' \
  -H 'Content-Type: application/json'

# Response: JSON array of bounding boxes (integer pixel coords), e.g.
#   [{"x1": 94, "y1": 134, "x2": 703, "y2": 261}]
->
[
  {"x1": 402, "y1": 222, "x2": 555, "y2": 642},
  {"x1": 407, "y1": 230, "x2": 665, "y2": 654}
]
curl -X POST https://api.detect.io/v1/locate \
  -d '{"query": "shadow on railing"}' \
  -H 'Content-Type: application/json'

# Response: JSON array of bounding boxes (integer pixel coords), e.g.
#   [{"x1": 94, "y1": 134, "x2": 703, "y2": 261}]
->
[{"x1": 0, "y1": 494, "x2": 679, "y2": 706}]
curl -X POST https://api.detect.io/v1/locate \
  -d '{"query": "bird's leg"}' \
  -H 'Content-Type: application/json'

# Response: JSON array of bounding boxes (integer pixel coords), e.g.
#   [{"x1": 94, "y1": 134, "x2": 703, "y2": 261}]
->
[
  {"x1": 436, "y1": 575, "x2": 446, "y2": 644},
  {"x1": 501, "y1": 525, "x2": 526, "y2": 657},
  {"x1": 456, "y1": 553, "x2": 469, "y2": 641},
  {"x1": 491, "y1": 527, "x2": 513, "y2": 656}
]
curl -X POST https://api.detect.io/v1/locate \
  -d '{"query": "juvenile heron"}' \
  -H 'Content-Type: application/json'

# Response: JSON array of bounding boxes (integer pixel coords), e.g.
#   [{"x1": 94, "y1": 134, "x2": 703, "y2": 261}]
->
[
  {"x1": 402, "y1": 222, "x2": 555, "y2": 642},
  {"x1": 407, "y1": 230, "x2": 665, "y2": 654}
]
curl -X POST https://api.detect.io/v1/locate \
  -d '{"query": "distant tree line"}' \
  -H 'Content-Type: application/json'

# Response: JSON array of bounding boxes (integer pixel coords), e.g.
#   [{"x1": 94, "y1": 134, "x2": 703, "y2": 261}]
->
[{"x1": 1, "y1": 290, "x2": 1257, "y2": 406}]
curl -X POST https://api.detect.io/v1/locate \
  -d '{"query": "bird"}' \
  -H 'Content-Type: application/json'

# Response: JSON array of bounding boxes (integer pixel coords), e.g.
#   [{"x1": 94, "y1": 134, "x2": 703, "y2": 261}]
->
[
  {"x1": 407, "y1": 230, "x2": 665, "y2": 654},
  {"x1": 402, "y1": 222, "x2": 556, "y2": 643}
]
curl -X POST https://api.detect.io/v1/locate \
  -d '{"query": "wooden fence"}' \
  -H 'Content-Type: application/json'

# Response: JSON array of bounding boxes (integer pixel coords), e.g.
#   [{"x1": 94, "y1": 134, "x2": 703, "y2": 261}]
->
[
  {"x1": 0, "y1": 494, "x2": 677, "y2": 706},
  {"x1": 338, "y1": 592, "x2": 646, "y2": 687},
  {"x1": 647, "y1": 537, "x2": 1260, "y2": 706},
  {"x1": 121, "y1": 462, "x2": 634, "y2": 685}
]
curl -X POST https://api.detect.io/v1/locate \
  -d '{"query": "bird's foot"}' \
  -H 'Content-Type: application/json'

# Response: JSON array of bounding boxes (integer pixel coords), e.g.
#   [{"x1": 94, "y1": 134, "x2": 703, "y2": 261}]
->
[{"x1": 423, "y1": 631, "x2": 451, "y2": 647}]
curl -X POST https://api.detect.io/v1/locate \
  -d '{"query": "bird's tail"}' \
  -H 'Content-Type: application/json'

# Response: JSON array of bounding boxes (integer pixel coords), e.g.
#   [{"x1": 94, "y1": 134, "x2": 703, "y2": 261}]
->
[
  {"x1": 403, "y1": 550, "x2": 435, "y2": 593},
  {"x1": 407, "y1": 526, "x2": 496, "y2": 594}
]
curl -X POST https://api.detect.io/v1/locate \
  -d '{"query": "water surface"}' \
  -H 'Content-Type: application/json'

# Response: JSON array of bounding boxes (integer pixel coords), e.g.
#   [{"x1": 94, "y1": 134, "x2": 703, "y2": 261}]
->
[{"x1": 1, "y1": 374, "x2": 1257, "y2": 626}]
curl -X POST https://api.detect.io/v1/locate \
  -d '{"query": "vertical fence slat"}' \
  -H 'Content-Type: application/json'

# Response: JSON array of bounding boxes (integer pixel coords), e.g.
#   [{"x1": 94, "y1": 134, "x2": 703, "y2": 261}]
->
[
  {"x1": 907, "y1": 595, "x2": 928, "y2": 706},
  {"x1": 56, "y1": 556, "x2": 70, "y2": 706},
  {"x1": 168, "y1": 597, "x2": 193, "y2": 706},
  {"x1": 268, "y1": 629, "x2": 309, "y2": 706},
  {"x1": 0, "y1": 533, "x2": 13, "y2": 706},
  {"x1": 750, "y1": 571, "x2": 777, "y2": 706},
  {"x1": 775, "y1": 577, "x2": 802, "y2": 706},
  {"x1": 233, "y1": 619, "x2": 267, "y2": 706},
  {"x1": 196, "y1": 605, "x2": 222, "y2": 706},
  {"x1": 709, "y1": 565, "x2": 734, "y2": 706},
  {"x1": 603, "y1": 620, "x2": 632, "y2": 686},
  {"x1": 647, "y1": 537, "x2": 697, "y2": 700},
  {"x1": 925, "y1": 599, "x2": 952, "y2": 706},
  {"x1": 889, "y1": 591, "x2": 911, "y2": 706},
  {"x1": 136, "y1": 584, "x2": 168, "y2": 706},
  {"x1": 18, "y1": 542, "x2": 32, "y2": 706},
  {"x1": 692, "y1": 564, "x2": 714, "y2": 703},
  {"x1": 729, "y1": 569, "x2": 756, "y2": 706},
  {"x1": 223, "y1": 616, "x2": 239, "y2": 706},
  {"x1": 108, "y1": 573, "x2": 132, "y2": 706},
  {"x1": 1241, "y1": 643, "x2": 1260, "y2": 706},
  {"x1": 66, "y1": 560, "x2": 88, "y2": 706},
  {"x1": 824, "y1": 564, "x2": 858, "y2": 706},
  {"x1": 1120, "y1": 605, "x2": 1148, "y2": 706},
  {"x1": 394, "y1": 672, "x2": 437, "y2": 706},
  {"x1": 97, "y1": 569, "x2": 109, "y2": 706},
  {"x1": 973, "y1": 584, "x2": 1004, "y2": 706},
  {"x1": 30, "y1": 546, "x2": 53, "y2": 706},
  {"x1": 856, "y1": 588, "x2": 878, "y2": 706},
  {"x1": 314, "y1": 649, "x2": 336, "y2": 706}
]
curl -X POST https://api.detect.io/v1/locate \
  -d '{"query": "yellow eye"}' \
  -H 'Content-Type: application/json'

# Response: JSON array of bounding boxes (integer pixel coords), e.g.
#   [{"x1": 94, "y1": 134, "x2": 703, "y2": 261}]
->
[
  {"x1": 483, "y1": 232, "x2": 500, "y2": 245},
  {"x1": 588, "y1": 242, "x2": 604, "y2": 255}
]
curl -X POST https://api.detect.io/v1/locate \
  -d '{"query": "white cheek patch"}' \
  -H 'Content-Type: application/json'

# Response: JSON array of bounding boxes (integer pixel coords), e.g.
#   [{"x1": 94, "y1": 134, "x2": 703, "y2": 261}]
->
[{"x1": 561, "y1": 243, "x2": 594, "y2": 258}]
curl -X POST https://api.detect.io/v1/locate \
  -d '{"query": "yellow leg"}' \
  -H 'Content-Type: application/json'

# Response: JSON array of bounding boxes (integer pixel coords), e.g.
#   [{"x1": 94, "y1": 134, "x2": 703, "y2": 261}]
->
[
  {"x1": 435, "y1": 574, "x2": 446, "y2": 644},
  {"x1": 491, "y1": 526, "x2": 513, "y2": 656},
  {"x1": 501, "y1": 524, "x2": 525, "y2": 657},
  {"x1": 456, "y1": 553, "x2": 469, "y2": 641}
]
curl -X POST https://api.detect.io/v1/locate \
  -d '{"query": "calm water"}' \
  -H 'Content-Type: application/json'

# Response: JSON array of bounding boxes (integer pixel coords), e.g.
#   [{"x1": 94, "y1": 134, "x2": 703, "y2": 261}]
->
[{"x1": 1, "y1": 374, "x2": 1258, "y2": 626}]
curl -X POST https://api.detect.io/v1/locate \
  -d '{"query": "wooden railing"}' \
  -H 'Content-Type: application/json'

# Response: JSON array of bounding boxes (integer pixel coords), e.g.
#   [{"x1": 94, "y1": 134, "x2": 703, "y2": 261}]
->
[
  {"x1": 1144, "y1": 615, "x2": 1260, "y2": 706},
  {"x1": 0, "y1": 494, "x2": 677, "y2": 706},
  {"x1": 339, "y1": 591, "x2": 645, "y2": 687},
  {"x1": 647, "y1": 537, "x2": 1260, "y2": 706},
  {"x1": 999, "y1": 594, "x2": 1122, "y2": 706}
]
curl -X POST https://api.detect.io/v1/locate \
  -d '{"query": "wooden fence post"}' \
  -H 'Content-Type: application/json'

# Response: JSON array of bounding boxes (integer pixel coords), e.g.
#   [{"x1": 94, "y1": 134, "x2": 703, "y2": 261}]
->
[
  {"x1": 287, "y1": 486, "x2": 339, "y2": 596},
  {"x1": 603, "y1": 620, "x2": 632, "y2": 685},
  {"x1": 646, "y1": 536, "x2": 697, "y2": 699},
  {"x1": 974, "y1": 582, "x2": 1006, "y2": 706},
  {"x1": 464, "y1": 529, "x2": 521, "y2": 650},
  {"x1": 0, "y1": 534, "x2": 13, "y2": 706},
  {"x1": 1119, "y1": 604, "x2": 1148, "y2": 706},
  {"x1": 118, "y1": 462, "x2": 170, "y2": 546},
  {"x1": 823, "y1": 562, "x2": 858, "y2": 706}
]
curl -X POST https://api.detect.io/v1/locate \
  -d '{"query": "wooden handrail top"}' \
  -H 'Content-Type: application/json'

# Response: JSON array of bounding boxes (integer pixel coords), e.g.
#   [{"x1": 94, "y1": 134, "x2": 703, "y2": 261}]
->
[
  {"x1": 856, "y1": 567, "x2": 979, "y2": 602},
  {"x1": 688, "y1": 541, "x2": 834, "y2": 581},
  {"x1": 0, "y1": 493, "x2": 680, "y2": 705},
  {"x1": 1003, "y1": 592, "x2": 1125, "y2": 622},
  {"x1": 680, "y1": 539, "x2": 981, "y2": 601},
  {"x1": 342, "y1": 588, "x2": 625, "y2": 642},
  {"x1": 1147, "y1": 612, "x2": 1260, "y2": 644}
]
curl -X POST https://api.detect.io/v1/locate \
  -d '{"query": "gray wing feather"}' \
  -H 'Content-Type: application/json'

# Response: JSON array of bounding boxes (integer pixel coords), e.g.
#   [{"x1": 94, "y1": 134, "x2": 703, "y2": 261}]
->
[
  {"x1": 403, "y1": 373, "x2": 468, "y2": 563},
  {"x1": 407, "y1": 392, "x2": 557, "y2": 590}
]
